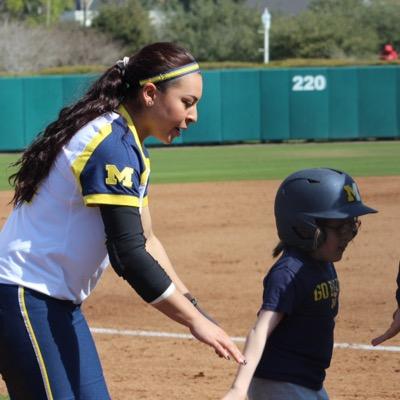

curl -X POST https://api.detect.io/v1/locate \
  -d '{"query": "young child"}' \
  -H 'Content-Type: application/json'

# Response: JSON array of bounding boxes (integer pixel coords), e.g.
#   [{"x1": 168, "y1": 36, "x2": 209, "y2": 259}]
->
[{"x1": 222, "y1": 167, "x2": 377, "y2": 400}]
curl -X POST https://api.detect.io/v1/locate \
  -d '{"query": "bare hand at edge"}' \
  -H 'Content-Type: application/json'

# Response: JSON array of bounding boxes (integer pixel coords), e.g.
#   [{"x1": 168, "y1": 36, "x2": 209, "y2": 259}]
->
[{"x1": 371, "y1": 308, "x2": 400, "y2": 346}]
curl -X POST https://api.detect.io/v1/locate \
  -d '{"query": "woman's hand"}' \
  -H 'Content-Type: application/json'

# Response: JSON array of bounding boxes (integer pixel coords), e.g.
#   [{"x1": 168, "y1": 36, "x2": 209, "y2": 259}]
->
[
  {"x1": 189, "y1": 317, "x2": 245, "y2": 364},
  {"x1": 153, "y1": 290, "x2": 245, "y2": 364}
]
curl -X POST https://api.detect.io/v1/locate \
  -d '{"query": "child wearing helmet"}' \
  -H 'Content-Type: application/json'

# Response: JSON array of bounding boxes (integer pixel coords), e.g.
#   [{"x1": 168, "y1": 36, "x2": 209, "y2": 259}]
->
[{"x1": 222, "y1": 168, "x2": 377, "y2": 400}]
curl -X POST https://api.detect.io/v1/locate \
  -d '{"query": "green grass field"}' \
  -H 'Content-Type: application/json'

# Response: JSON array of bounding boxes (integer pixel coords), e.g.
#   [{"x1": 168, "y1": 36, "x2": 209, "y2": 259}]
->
[{"x1": 2, "y1": 140, "x2": 398, "y2": 191}]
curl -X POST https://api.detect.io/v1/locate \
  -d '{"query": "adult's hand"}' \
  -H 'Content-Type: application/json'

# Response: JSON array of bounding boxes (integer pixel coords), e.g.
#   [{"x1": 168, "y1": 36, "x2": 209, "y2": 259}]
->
[
  {"x1": 371, "y1": 308, "x2": 400, "y2": 346},
  {"x1": 153, "y1": 290, "x2": 245, "y2": 364},
  {"x1": 189, "y1": 317, "x2": 245, "y2": 364}
]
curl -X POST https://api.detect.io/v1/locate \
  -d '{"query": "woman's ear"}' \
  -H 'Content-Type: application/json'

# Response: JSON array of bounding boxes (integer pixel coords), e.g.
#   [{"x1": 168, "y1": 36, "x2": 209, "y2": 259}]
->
[{"x1": 141, "y1": 83, "x2": 157, "y2": 107}]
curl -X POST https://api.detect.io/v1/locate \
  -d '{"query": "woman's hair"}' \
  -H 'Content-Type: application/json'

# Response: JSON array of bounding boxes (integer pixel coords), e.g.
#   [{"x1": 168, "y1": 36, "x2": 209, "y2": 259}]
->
[{"x1": 9, "y1": 42, "x2": 196, "y2": 207}]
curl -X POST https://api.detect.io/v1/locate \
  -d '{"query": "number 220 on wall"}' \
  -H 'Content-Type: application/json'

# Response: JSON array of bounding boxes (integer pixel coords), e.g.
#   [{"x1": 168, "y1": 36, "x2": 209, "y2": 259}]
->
[{"x1": 292, "y1": 75, "x2": 327, "y2": 91}]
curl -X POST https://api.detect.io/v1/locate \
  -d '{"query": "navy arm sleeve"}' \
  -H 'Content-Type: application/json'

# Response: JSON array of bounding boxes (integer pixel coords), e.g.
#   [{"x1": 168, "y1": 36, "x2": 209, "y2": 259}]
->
[{"x1": 99, "y1": 205, "x2": 174, "y2": 303}]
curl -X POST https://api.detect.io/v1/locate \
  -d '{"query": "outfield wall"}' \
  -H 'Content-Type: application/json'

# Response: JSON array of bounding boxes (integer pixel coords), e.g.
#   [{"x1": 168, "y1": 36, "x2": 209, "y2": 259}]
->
[{"x1": 0, "y1": 66, "x2": 399, "y2": 150}]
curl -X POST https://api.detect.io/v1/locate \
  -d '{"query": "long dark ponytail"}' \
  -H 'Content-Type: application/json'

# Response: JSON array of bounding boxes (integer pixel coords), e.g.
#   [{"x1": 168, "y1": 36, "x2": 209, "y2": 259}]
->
[
  {"x1": 9, "y1": 65, "x2": 126, "y2": 206},
  {"x1": 9, "y1": 42, "x2": 196, "y2": 207}
]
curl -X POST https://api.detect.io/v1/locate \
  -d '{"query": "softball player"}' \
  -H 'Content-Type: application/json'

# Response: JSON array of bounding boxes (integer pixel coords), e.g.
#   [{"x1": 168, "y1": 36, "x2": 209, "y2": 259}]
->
[
  {"x1": 223, "y1": 168, "x2": 377, "y2": 400},
  {"x1": 0, "y1": 42, "x2": 244, "y2": 400}
]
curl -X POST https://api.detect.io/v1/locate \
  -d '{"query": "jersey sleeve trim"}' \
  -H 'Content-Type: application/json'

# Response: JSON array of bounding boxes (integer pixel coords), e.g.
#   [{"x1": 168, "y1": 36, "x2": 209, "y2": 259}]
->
[
  {"x1": 118, "y1": 106, "x2": 149, "y2": 162},
  {"x1": 118, "y1": 105, "x2": 151, "y2": 195},
  {"x1": 118, "y1": 106, "x2": 141, "y2": 148},
  {"x1": 150, "y1": 283, "x2": 176, "y2": 305},
  {"x1": 71, "y1": 123, "x2": 113, "y2": 190},
  {"x1": 141, "y1": 158, "x2": 150, "y2": 186},
  {"x1": 84, "y1": 194, "x2": 149, "y2": 207}
]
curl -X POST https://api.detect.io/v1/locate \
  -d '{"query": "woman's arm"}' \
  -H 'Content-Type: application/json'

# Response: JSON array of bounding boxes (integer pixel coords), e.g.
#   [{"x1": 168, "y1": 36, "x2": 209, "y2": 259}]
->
[
  {"x1": 99, "y1": 204, "x2": 241, "y2": 360},
  {"x1": 141, "y1": 205, "x2": 218, "y2": 323},
  {"x1": 141, "y1": 205, "x2": 189, "y2": 293},
  {"x1": 222, "y1": 310, "x2": 284, "y2": 400}
]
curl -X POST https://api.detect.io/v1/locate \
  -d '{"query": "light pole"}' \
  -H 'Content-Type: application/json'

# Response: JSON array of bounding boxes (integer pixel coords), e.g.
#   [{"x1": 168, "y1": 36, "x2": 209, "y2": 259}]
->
[
  {"x1": 46, "y1": 0, "x2": 51, "y2": 26},
  {"x1": 261, "y1": 8, "x2": 271, "y2": 64}
]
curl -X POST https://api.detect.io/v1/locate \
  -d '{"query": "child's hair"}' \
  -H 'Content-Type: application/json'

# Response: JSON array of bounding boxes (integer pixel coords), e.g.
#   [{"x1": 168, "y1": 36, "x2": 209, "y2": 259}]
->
[
  {"x1": 272, "y1": 218, "x2": 329, "y2": 258},
  {"x1": 272, "y1": 241, "x2": 285, "y2": 258},
  {"x1": 9, "y1": 42, "x2": 196, "y2": 207},
  {"x1": 272, "y1": 168, "x2": 377, "y2": 256}
]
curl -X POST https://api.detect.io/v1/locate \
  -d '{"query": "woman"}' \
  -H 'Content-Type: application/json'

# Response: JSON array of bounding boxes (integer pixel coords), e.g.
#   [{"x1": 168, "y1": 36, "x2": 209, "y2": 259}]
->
[{"x1": 0, "y1": 42, "x2": 245, "y2": 400}]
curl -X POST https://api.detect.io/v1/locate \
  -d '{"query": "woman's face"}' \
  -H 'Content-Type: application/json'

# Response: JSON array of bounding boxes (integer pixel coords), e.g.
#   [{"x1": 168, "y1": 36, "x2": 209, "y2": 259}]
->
[
  {"x1": 311, "y1": 218, "x2": 360, "y2": 262},
  {"x1": 147, "y1": 73, "x2": 203, "y2": 144}
]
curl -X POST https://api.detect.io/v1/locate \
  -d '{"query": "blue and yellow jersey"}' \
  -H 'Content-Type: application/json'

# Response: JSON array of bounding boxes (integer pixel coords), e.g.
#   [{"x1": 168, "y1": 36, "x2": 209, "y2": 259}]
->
[
  {"x1": 0, "y1": 106, "x2": 151, "y2": 304},
  {"x1": 71, "y1": 105, "x2": 150, "y2": 208}
]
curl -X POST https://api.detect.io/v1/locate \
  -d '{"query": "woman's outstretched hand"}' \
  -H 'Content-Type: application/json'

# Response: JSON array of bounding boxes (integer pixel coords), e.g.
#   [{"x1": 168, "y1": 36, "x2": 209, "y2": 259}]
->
[
  {"x1": 153, "y1": 290, "x2": 245, "y2": 364},
  {"x1": 189, "y1": 317, "x2": 246, "y2": 364}
]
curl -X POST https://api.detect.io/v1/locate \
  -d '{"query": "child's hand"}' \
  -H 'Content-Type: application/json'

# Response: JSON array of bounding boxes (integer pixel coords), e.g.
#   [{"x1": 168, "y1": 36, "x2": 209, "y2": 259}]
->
[
  {"x1": 371, "y1": 308, "x2": 400, "y2": 346},
  {"x1": 221, "y1": 387, "x2": 247, "y2": 400}
]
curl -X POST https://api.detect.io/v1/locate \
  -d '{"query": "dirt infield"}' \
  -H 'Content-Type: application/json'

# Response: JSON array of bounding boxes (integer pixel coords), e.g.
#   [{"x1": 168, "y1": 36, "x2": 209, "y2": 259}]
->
[{"x1": 1, "y1": 177, "x2": 400, "y2": 399}]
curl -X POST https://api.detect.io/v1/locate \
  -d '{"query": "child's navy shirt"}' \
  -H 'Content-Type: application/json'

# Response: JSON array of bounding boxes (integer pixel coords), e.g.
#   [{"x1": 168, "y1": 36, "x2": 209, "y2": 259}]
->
[{"x1": 254, "y1": 247, "x2": 339, "y2": 390}]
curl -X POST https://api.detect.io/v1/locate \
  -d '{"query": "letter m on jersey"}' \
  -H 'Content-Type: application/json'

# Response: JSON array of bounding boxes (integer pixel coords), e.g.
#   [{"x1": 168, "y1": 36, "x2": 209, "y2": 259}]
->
[{"x1": 105, "y1": 165, "x2": 134, "y2": 188}]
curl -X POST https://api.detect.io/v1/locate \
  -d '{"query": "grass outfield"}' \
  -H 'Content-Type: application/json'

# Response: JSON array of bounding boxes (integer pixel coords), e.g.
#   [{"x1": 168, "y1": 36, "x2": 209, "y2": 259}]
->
[{"x1": 0, "y1": 140, "x2": 399, "y2": 191}]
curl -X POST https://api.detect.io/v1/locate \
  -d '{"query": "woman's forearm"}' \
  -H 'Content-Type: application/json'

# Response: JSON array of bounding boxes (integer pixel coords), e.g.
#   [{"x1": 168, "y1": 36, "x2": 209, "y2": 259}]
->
[{"x1": 145, "y1": 233, "x2": 189, "y2": 293}]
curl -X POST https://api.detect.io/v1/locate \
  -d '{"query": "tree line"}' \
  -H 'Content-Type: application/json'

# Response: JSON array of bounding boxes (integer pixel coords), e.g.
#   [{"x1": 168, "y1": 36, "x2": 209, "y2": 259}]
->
[{"x1": 0, "y1": 0, "x2": 399, "y2": 72}]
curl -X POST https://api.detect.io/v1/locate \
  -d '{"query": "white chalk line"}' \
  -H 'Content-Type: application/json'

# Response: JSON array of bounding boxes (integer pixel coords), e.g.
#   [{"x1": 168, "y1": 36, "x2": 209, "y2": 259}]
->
[{"x1": 90, "y1": 327, "x2": 400, "y2": 353}]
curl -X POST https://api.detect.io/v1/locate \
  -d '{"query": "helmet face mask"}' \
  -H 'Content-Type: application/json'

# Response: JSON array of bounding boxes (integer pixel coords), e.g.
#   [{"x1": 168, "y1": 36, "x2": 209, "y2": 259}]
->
[{"x1": 274, "y1": 168, "x2": 377, "y2": 252}]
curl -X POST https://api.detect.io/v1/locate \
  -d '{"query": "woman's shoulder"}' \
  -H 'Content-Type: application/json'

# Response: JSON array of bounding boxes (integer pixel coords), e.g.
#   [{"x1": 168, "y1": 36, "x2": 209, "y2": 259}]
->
[{"x1": 65, "y1": 112, "x2": 121, "y2": 152}]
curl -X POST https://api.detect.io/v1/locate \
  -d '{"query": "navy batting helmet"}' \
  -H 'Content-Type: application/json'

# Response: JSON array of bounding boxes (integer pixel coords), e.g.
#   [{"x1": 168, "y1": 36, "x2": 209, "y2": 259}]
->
[{"x1": 274, "y1": 168, "x2": 377, "y2": 251}]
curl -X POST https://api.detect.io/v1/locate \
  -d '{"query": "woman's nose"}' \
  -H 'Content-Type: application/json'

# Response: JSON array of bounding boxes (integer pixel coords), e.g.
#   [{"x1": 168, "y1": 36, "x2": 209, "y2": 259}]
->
[{"x1": 187, "y1": 105, "x2": 198, "y2": 124}]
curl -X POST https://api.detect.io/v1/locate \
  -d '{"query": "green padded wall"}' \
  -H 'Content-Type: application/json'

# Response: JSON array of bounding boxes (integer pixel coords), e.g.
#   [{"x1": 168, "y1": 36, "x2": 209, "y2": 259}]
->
[
  {"x1": 358, "y1": 66, "x2": 399, "y2": 138},
  {"x1": 328, "y1": 68, "x2": 359, "y2": 140},
  {"x1": 1, "y1": 65, "x2": 399, "y2": 151},
  {"x1": 220, "y1": 69, "x2": 261, "y2": 142},
  {"x1": 183, "y1": 71, "x2": 223, "y2": 144},
  {"x1": 0, "y1": 78, "x2": 25, "y2": 150},
  {"x1": 260, "y1": 69, "x2": 290, "y2": 141},
  {"x1": 288, "y1": 68, "x2": 330, "y2": 140},
  {"x1": 22, "y1": 76, "x2": 64, "y2": 145}
]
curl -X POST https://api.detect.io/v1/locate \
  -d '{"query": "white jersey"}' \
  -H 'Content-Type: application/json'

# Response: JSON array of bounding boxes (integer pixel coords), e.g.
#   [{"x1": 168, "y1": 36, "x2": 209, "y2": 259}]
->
[{"x1": 0, "y1": 105, "x2": 150, "y2": 304}]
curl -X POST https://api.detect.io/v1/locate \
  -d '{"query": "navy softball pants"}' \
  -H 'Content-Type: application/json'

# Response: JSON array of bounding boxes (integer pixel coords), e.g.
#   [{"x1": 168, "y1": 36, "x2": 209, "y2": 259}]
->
[{"x1": 0, "y1": 284, "x2": 111, "y2": 400}]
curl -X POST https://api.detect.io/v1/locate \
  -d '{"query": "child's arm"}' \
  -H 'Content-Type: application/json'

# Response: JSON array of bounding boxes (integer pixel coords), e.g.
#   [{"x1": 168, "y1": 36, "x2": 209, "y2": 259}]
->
[{"x1": 222, "y1": 310, "x2": 284, "y2": 400}]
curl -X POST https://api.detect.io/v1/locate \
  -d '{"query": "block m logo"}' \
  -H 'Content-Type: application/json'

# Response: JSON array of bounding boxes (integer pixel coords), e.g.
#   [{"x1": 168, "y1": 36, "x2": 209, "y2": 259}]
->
[
  {"x1": 343, "y1": 183, "x2": 361, "y2": 202},
  {"x1": 105, "y1": 165, "x2": 134, "y2": 188}
]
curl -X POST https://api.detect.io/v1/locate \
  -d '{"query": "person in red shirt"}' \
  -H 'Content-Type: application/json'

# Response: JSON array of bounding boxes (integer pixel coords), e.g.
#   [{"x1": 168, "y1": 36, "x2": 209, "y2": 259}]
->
[{"x1": 380, "y1": 44, "x2": 398, "y2": 61}]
